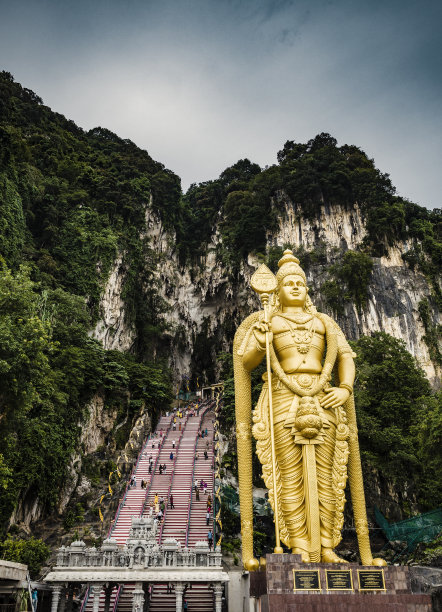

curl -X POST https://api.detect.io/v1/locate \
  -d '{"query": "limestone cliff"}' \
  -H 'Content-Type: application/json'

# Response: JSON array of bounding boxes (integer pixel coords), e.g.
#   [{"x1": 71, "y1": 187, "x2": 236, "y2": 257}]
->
[{"x1": 92, "y1": 197, "x2": 440, "y2": 388}]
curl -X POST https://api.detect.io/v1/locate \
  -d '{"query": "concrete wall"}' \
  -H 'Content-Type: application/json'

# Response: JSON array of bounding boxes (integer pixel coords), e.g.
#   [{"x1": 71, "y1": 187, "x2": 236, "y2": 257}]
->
[
  {"x1": 227, "y1": 569, "x2": 253, "y2": 612},
  {"x1": 0, "y1": 559, "x2": 27, "y2": 582}
]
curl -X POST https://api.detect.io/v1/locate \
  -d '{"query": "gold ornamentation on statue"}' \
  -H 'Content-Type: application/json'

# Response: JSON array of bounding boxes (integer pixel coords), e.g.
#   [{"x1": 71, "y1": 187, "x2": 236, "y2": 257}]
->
[
  {"x1": 355, "y1": 518, "x2": 369, "y2": 537},
  {"x1": 233, "y1": 249, "x2": 386, "y2": 569},
  {"x1": 286, "y1": 317, "x2": 315, "y2": 354},
  {"x1": 236, "y1": 422, "x2": 251, "y2": 441},
  {"x1": 294, "y1": 397, "x2": 323, "y2": 439}
]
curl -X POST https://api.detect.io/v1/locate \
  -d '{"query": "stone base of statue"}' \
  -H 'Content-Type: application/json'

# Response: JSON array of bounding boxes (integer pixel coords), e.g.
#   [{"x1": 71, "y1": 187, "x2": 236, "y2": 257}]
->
[{"x1": 249, "y1": 554, "x2": 432, "y2": 611}]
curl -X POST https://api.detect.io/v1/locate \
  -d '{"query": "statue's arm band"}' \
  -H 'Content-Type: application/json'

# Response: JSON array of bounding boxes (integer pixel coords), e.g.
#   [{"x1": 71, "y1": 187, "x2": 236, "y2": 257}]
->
[{"x1": 339, "y1": 382, "x2": 353, "y2": 394}]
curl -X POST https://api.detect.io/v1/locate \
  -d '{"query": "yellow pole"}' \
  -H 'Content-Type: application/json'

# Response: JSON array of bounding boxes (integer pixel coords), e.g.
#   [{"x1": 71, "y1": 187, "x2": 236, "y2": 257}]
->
[{"x1": 261, "y1": 293, "x2": 284, "y2": 554}]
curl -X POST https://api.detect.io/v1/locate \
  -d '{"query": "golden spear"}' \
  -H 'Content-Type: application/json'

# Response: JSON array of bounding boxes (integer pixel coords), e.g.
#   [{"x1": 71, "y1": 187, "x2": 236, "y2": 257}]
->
[{"x1": 250, "y1": 264, "x2": 284, "y2": 554}]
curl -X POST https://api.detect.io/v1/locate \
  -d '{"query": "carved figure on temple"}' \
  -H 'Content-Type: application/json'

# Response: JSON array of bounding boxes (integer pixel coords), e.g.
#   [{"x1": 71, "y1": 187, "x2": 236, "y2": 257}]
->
[{"x1": 234, "y1": 250, "x2": 386, "y2": 570}]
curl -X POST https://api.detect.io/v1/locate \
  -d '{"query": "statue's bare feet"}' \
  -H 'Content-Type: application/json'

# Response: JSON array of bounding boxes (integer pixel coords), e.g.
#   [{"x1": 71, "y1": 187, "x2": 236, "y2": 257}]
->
[
  {"x1": 292, "y1": 547, "x2": 310, "y2": 563},
  {"x1": 321, "y1": 548, "x2": 349, "y2": 563}
]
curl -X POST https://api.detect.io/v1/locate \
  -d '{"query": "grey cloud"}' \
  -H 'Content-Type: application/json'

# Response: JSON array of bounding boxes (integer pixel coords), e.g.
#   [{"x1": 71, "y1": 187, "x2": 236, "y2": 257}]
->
[{"x1": 0, "y1": 0, "x2": 440, "y2": 207}]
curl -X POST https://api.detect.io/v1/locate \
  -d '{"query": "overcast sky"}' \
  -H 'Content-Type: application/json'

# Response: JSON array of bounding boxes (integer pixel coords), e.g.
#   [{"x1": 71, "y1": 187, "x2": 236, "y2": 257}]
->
[{"x1": 0, "y1": 0, "x2": 441, "y2": 209}]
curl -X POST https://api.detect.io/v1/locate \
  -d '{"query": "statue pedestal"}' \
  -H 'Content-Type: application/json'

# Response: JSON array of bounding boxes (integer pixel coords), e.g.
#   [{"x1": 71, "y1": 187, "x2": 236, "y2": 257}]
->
[{"x1": 249, "y1": 554, "x2": 432, "y2": 611}]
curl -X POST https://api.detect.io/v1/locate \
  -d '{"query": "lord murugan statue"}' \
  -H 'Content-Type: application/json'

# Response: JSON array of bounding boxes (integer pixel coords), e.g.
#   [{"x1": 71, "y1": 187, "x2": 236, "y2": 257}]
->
[{"x1": 234, "y1": 250, "x2": 385, "y2": 570}]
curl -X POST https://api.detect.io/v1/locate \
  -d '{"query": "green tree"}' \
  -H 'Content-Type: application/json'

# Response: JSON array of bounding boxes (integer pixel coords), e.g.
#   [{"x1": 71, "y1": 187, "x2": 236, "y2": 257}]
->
[
  {"x1": 0, "y1": 454, "x2": 12, "y2": 491},
  {"x1": 0, "y1": 536, "x2": 50, "y2": 578},
  {"x1": 322, "y1": 250, "x2": 373, "y2": 313},
  {"x1": 352, "y1": 332, "x2": 440, "y2": 508},
  {"x1": 0, "y1": 174, "x2": 25, "y2": 266}
]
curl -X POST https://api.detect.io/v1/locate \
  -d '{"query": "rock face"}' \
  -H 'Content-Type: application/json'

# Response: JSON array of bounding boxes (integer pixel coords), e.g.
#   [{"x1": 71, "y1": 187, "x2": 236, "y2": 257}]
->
[
  {"x1": 9, "y1": 492, "x2": 44, "y2": 532},
  {"x1": 271, "y1": 198, "x2": 368, "y2": 251},
  {"x1": 80, "y1": 394, "x2": 118, "y2": 456},
  {"x1": 90, "y1": 254, "x2": 135, "y2": 352},
  {"x1": 89, "y1": 197, "x2": 438, "y2": 387},
  {"x1": 410, "y1": 566, "x2": 442, "y2": 610},
  {"x1": 56, "y1": 395, "x2": 119, "y2": 515}
]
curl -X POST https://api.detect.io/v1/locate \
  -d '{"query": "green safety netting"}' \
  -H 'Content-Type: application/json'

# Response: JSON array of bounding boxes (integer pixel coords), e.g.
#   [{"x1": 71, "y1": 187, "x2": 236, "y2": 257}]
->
[
  {"x1": 219, "y1": 484, "x2": 271, "y2": 516},
  {"x1": 375, "y1": 507, "x2": 442, "y2": 552}
]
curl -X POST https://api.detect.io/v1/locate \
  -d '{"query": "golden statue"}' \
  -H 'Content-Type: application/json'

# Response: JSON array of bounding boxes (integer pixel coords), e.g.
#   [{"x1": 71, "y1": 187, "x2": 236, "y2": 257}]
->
[{"x1": 233, "y1": 250, "x2": 386, "y2": 570}]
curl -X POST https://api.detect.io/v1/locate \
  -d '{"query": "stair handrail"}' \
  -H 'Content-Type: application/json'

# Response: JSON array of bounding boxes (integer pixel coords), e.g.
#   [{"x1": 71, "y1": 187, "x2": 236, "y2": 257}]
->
[
  {"x1": 158, "y1": 412, "x2": 190, "y2": 543},
  {"x1": 212, "y1": 396, "x2": 222, "y2": 547},
  {"x1": 139, "y1": 415, "x2": 173, "y2": 517},
  {"x1": 109, "y1": 414, "x2": 171, "y2": 537},
  {"x1": 111, "y1": 585, "x2": 122, "y2": 612},
  {"x1": 185, "y1": 402, "x2": 213, "y2": 547},
  {"x1": 79, "y1": 587, "x2": 90, "y2": 612},
  {"x1": 26, "y1": 572, "x2": 35, "y2": 612}
]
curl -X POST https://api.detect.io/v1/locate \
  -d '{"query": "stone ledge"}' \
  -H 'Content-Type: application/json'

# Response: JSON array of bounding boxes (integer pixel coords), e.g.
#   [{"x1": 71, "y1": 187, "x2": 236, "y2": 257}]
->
[
  {"x1": 45, "y1": 567, "x2": 229, "y2": 583},
  {"x1": 0, "y1": 559, "x2": 28, "y2": 581},
  {"x1": 260, "y1": 592, "x2": 432, "y2": 611}
]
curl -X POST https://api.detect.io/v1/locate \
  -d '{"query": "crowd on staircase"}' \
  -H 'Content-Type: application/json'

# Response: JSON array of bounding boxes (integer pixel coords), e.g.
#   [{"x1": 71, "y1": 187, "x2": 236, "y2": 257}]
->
[{"x1": 85, "y1": 397, "x2": 220, "y2": 612}]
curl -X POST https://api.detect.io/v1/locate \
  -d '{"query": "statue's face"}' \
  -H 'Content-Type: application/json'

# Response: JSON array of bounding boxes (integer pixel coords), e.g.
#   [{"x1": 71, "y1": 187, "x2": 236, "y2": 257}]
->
[{"x1": 279, "y1": 274, "x2": 307, "y2": 308}]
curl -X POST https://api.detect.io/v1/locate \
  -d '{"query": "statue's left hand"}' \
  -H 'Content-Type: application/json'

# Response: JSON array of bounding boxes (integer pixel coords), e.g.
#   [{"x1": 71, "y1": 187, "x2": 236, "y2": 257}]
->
[{"x1": 319, "y1": 387, "x2": 350, "y2": 409}]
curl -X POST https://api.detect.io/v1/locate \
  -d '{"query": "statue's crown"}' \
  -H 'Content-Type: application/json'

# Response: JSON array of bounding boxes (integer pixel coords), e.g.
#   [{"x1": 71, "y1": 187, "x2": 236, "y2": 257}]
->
[{"x1": 276, "y1": 249, "x2": 306, "y2": 285}]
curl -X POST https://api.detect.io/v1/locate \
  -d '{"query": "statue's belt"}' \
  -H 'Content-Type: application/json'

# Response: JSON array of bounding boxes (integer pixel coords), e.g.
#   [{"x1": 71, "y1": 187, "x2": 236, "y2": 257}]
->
[{"x1": 261, "y1": 373, "x2": 336, "y2": 428}]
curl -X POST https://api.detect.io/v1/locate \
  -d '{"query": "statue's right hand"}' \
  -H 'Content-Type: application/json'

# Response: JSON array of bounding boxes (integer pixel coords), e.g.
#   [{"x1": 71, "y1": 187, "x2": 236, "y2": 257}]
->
[{"x1": 252, "y1": 321, "x2": 272, "y2": 349}]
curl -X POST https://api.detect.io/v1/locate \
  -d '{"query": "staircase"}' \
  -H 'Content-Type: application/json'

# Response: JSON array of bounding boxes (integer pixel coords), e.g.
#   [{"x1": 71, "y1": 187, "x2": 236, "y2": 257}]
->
[
  {"x1": 113, "y1": 584, "x2": 133, "y2": 612},
  {"x1": 187, "y1": 412, "x2": 215, "y2": 548},
  {"x1": 148, "y1": 408, "x2": 216, "y2": 612},
  {"x1": 82, "y1": 402, "x2": 218, "y2": 612},
  {"x1": 157, "y1": 415, "x2": 198, "y2": 544},
  {"x1": 149, "y1": 583, "x2": 213, "y2": 612},
  {"x1": 109, "y1": 414, "x2": 172, "y2": 546},
  {"x1": 82, "y1": 585, "x2": 121, "y2": 612}
]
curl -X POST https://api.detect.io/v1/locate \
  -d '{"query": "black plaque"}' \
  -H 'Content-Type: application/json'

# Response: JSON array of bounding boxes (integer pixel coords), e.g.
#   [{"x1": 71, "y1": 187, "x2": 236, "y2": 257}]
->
[
  {"x1": 325, "y1": 569, "x2": 353, "y2": 590},
  {"x1": 293, "y1": 569, "x2": 321, "y2": 591},
  {"x1": 358, "y1": 569, "x2": 386, "y2": 591}
]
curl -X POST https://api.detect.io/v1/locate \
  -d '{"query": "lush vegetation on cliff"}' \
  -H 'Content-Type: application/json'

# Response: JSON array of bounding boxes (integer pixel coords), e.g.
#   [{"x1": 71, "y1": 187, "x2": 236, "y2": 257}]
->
[
  {"x1": 0, "y1": 72, "x2": 175, "y2": 529},
  {"x1": 0, "y1": 71, "x2": 440, "y2": 537},
  {"x1": 178, "y1": 133, "x2": 441, "y2": 288},
  {"x1": 0, "y1": 261, "x2": 172, "y2": 527}
]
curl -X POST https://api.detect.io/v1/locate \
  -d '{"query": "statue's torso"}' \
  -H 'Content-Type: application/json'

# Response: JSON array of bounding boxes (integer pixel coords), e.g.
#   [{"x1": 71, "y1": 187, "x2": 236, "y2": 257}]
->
[{"x1": 272, "y1": 313, "x2": 325, "y2": 374}]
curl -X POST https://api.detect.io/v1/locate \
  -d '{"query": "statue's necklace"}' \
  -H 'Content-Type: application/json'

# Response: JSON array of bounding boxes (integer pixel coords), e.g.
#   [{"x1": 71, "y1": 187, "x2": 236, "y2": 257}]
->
[
  {"x1": 281, "y1": 314, "x2": 315, "y2": 355},
  {"x1": 281, "y1": 312, "x2": 314, "y2": 325}
]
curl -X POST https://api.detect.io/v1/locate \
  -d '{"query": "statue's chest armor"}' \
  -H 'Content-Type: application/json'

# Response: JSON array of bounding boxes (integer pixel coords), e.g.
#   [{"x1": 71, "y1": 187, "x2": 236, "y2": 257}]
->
[{"x1": 273, "y1": 316, "x2": 325, "y2": 358}]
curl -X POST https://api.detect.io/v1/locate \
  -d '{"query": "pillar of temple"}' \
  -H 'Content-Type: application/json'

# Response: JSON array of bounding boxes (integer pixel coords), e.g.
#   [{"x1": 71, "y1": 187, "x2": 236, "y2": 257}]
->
[
  {"x1": 132, "y1": 582, "x2": 144, "y2": 612},
  {"x1": 51, "y1": 585, "x2": 62, "y2": 612},
  {"x1": 213, "y1": 583, "x2": 223, "y2": 612},
  {"x1": 174, "y1": 583, "x2": 184, "y2": 612},
  {"x1": 91, "y1": 583, "x2": 104, "y2": 612},
  {"x1": 58, "y1": 585, "x2": 66, "y2": 612}
]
